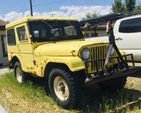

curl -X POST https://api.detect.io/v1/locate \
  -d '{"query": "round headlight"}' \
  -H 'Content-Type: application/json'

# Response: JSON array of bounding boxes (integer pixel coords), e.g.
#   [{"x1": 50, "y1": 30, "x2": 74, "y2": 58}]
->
[{"x1": 81, "y1": 48, "x2": 90, "y2": 60}]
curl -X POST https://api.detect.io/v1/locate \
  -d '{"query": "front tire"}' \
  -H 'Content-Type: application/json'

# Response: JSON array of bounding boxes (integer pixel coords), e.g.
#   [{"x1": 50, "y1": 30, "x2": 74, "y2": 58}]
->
[
  {"x1": 14, "y1": 61, "x2": 27, "y2": 84},
  {"x1": 48, "y1": 68, "x2": 78, "y2": 108}
]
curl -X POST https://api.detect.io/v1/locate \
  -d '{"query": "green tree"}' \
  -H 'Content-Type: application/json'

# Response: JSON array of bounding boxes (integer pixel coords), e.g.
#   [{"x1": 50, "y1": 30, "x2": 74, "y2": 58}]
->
[
  {"x1": 125, "y1": 0, "x2": 136, "y2": 12},
  {"x1": 135, "y1": 4, "x2": 141, "y2": 12},
  {"x1": 83, "y1": 12, "x2": 100, "y2": 19},
  {"x1": 112, "y1": 0, "x2": 137, "y2": 13},
  {"x1": 112, "y1": 0, "x2": 125, "y2": 13}
]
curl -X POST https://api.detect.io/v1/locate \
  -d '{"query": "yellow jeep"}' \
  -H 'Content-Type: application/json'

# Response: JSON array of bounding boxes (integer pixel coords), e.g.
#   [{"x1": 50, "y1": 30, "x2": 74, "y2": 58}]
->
[{"x1": 6, "y1": 16, "x2": 135, "y2": 108}]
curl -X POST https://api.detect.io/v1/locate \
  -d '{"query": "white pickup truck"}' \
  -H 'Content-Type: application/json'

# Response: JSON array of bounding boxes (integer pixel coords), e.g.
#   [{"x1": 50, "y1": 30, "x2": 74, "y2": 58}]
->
[{"x1": 86, "y1": 14, "x2": 141, "y2": 62}]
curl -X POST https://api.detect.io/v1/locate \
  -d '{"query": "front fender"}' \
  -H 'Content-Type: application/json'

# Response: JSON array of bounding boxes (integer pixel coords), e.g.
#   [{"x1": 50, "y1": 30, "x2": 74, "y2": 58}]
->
[
  {"x1": 36, "y1": 56, "x2": 85, "y2": 76},
  {"x1": 53, "y1": 57, "x2": 85, "y2": 72}
]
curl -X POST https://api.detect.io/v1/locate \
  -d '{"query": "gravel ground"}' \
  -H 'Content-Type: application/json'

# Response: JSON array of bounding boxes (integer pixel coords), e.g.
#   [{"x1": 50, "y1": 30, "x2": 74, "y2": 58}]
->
[
  {"x1": 0, "y1": 68, "x2": 11, "y2": 75},
  {"x1": 0, "y1": 105, "x2": 7, "y2": 113},
  {"x1": 0, "y1": 68, "x2": 9, "y2": 113}
]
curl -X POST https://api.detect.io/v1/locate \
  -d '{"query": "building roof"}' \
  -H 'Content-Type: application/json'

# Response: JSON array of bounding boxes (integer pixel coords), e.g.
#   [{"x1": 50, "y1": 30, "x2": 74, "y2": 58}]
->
[
  {"x1": 6, "y1": 16, "x2": 78, "y2": 28},
  {"x1": 0, "y1": 19, "x2": 7, "y2": 26},
  {"x1": 0, "y1": 19, "x2": 7, "y2": 30}
]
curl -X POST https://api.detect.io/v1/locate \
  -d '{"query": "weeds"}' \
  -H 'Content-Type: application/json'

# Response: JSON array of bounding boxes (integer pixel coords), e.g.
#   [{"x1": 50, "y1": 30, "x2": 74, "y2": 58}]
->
[{"x1": 0, "y1": 73, "x2": 141, "y2": 113}]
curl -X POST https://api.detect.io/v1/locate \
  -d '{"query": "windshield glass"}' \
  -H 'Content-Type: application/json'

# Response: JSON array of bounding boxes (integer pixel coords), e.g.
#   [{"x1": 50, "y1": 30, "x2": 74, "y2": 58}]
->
[{"x1": 28, "y1": 20, "x2": 83, "y2": 42}]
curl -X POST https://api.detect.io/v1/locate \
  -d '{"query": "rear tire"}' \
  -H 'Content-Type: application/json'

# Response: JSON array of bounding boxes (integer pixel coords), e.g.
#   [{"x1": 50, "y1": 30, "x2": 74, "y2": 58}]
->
[
  {"x1": 99, "y1": 76, "x2": 127, "y2": 93},
  {"x1": 48, "y1": 68, "x2": 78, "y2": 109},
  {"x1": 14, "y1": 61, "x2": 27, "y2": 84}
]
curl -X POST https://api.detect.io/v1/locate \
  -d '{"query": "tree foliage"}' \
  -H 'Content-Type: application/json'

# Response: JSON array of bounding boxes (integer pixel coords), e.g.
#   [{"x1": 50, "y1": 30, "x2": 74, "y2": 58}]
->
[
  {"x1": 83, "y1": 0, "x2": 141, "y2": 20},
  {"x1": 112, "y1": 0, "x2": 138, "y2": 13},
  {"x1": 125, "y1": 0, "x2": 136, "y2": 12},
  {"x1": 134, "y1": 4, "x2": 141, "y2": 12},
  {"x1": 83, "y1": 12, "x2": 100, "y2": 20},
  {"x1": 112, "y1": 0, "x2": 125, "y2": 13}
]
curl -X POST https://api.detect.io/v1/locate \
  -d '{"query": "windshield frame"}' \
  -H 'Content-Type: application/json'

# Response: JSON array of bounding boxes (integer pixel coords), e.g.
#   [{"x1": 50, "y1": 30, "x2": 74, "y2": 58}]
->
[{"x1": 28, "y1": 20, "x2": 83, "y2": 42}]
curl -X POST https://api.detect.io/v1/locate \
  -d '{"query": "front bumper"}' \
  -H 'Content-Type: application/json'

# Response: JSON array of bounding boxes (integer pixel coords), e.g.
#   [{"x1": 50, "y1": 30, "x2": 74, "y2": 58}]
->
[
  {"x1": 85, "y1": 67, "x2": 136, "y2": 85},
  {"x1": 84, "y1": 54, "x2": 137, "y2": 84}
]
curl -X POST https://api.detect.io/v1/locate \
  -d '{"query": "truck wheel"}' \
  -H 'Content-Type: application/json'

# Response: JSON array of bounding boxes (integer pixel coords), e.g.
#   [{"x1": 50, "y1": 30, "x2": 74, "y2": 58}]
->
[
  {"x1": 99, "y1": 76, "x2": 127, "y2": 93},
  {"x1": 14, "y1": 62, "x2": 27, "y2": 84},
  {"x1": 48, "y1": 68, "x2": 78, "y2": 108}
]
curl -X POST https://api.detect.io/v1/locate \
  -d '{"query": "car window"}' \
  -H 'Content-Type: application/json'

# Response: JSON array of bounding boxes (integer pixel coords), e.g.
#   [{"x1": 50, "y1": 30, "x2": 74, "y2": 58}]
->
[
  {"x1": 119, "y1": 17, "x2": 141, "y2": 33},
  {"x1": 7, "y1": 29, "x2": 16, "y2": 45},
  {"x1": 17, "y1": 26, "x2": 28, "y2": 41},
  {"x1": 64, "y1": 26, "x2": 77, "y2": 36},
  {"x1": 29, "y1": 20, "x2": 83, "y2": 42}
]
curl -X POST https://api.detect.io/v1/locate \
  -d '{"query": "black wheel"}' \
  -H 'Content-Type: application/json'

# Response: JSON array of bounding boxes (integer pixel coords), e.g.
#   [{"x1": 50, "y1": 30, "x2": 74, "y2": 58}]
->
[
  {"x1": 48, "y1": 68, "x2": 78, "y2": 109},
  {"x1": 14, "y1": 61, "x2": 27, "y2": 84},
  {"x1": 99, "y1": 76, "x2": 127, "y2": 93}
]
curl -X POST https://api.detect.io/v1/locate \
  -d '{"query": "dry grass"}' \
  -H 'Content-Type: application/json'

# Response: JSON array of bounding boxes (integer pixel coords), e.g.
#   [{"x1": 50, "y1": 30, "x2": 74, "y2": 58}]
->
[{"x1": 0, "y1": 72, "x2": 141, "y2": 113}]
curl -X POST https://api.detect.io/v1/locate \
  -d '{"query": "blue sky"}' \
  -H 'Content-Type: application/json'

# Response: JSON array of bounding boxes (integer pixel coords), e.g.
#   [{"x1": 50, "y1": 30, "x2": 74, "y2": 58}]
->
[
  {"x1": 0, "y1": 0, "x2": 141, "y2": 21},
  {"x1": 1, "y1": 0, "x2": 141, "y2": 14},
  {"x1": 0, "y1": 0, "x2": 132, "y2": 14}
]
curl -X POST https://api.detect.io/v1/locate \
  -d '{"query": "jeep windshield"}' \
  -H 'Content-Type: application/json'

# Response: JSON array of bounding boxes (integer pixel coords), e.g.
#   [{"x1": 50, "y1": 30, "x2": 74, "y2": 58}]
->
[{"x1": 28, "y1": 20, "x2": 83, "y2": 42}]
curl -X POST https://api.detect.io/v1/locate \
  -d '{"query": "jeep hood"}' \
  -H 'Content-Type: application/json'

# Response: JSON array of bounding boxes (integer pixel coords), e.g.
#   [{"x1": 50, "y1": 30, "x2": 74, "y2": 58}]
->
[{"x1": 34, "y1": 40, "x2": 108, "y2": 56}]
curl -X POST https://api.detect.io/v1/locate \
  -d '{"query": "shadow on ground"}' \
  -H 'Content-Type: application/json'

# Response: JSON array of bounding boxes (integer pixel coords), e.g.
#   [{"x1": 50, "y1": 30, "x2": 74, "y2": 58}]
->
[
  {"x1": 129, "y1": 67, "x2": 141, "y2": 78},
  {"x1": 77, "y1": 87, "x2": 141, "y2": 113},
  {"x1": 26, "y1": 75, "x2": 141, "y2": 113}
]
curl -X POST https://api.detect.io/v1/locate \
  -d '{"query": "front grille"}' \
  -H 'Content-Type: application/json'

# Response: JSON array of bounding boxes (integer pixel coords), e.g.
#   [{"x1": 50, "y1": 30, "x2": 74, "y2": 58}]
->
[{"x1": 89, "y1": 44, "x2": 109, "y2": 72}]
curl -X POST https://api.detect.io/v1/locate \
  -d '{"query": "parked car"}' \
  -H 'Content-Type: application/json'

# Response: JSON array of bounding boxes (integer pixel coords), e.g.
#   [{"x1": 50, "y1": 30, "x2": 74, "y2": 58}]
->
[
  {"x1": 85, "y1": 14, "x2": 141, "y2": 62},
  {"x1": 114, "y1": 14, "x2": 141, "y2": 62},
  {"x1": 6, "y1": 16, "x2": 135, "y2": 108}
]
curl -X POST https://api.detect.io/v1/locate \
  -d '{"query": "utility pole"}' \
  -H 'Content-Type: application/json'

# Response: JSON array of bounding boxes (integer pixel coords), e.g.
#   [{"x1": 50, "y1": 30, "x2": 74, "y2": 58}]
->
[{"x1": 30, "y1": 0, "x2": 33, "y2": 16}]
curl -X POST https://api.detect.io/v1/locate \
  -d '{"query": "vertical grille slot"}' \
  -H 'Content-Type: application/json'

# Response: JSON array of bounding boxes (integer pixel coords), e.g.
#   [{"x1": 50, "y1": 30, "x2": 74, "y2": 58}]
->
[{"x1": 90, "y1": 45, "x2": 108, "y2": 72}]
